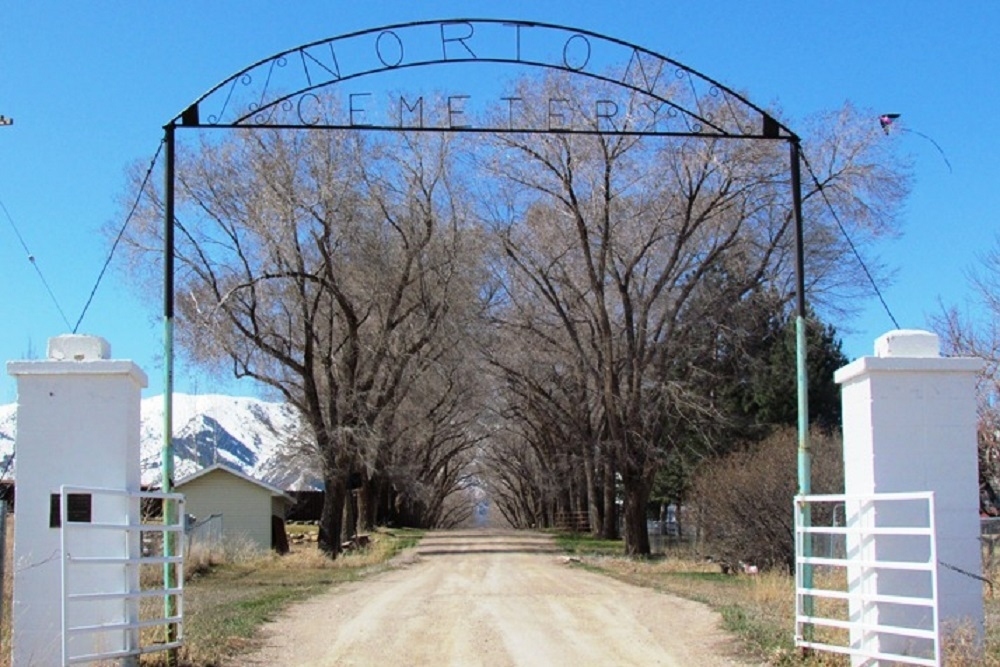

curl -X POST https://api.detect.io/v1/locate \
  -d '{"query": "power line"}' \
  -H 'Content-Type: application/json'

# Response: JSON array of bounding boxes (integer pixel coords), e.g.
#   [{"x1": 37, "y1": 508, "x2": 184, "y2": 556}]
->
[
  {"x1": 0, "y1": 132, "x2": 164, "y2": 335},
  {"x1": 798, "y1": 149, "x2": 901, "y2": 330},
  {"x1": 0, "y1": 195, "x2": 73, "y2": 331},
  {"x1": 73, "y1": 140, "x2": 164, "y2": 332},
  {"x1": 0, "y1": 112, "x2": 74, "y2": 331}
]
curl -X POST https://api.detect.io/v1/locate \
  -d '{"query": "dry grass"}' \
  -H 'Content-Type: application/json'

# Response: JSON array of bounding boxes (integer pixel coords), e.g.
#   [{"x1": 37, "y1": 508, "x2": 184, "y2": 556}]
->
[
  {"x1": 139, "y1": 527, "x2": 422, "y2": 666},
  {"x1": 0, "y1": 514, "x2": 11, "y2": 667},
  {"x1": 5, "y1": 523, "x2": 1000, "y2": 666},
  {"x1": 0, "y1": 521, "x2": 420, "y2": 667},
  {"x1": 588, "y1": 555, "x2": 834, "y2": 665},
  {"x1": 944, "y1": 620, "x2": 997, "y2": 667},
  {"x1": 583, "y1": 550, "x2": 1000, "y2": 666}
]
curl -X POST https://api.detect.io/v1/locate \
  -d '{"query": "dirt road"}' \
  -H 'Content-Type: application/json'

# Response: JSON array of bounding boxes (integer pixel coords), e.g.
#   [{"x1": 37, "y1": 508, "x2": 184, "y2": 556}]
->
[{"x1": 235, "y1": 529, "x2": 755, "y2": 666}]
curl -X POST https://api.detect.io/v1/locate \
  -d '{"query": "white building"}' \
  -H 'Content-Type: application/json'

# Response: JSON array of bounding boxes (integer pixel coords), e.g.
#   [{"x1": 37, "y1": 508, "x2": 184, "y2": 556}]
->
[{"x1": 175, "y1": 463, "x2": 293, "y2": 552}]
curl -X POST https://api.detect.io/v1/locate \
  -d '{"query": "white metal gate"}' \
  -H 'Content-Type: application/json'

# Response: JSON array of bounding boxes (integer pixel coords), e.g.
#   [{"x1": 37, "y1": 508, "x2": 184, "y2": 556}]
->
[
  {"x1": 59, "y1": 485, "x2": 185, "y2": 666},
  {"x1": 795, "y1": 492, "x2": 940, "y2": 666}
]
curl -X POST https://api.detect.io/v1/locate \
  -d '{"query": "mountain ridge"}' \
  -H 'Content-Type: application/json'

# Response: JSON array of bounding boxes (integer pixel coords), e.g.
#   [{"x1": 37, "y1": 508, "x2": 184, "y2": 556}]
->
[{"x1": 0, "y1": 393, "x2": 322, "y2": 490}]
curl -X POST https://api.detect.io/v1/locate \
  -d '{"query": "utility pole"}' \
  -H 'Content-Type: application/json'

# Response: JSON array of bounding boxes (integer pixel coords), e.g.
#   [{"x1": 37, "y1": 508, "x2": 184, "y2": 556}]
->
[{"x1": 0, "y1": 113, "x2": 9, "y2": 638}]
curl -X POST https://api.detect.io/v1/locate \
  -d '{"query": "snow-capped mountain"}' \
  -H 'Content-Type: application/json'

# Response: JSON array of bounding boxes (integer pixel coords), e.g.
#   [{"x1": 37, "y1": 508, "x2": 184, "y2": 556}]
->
[
  {"x1": 0, "y1": 394, "x2": 322, "y2": 490},
  {"x1": 0, "y1": 402, "x2": 15, "y2": 477}
]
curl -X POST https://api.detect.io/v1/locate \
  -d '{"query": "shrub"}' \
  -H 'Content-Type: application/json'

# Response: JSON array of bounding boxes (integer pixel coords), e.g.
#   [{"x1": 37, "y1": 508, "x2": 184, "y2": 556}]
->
[{"x1": 691, "y1": 427, "x2": 843, "y2": 572}]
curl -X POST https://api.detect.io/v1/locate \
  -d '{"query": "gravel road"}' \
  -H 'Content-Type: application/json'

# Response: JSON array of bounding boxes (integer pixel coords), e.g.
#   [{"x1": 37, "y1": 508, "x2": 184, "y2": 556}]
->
[{"x1": 234, "y1": 529, "x2": 756, "y2": 666}]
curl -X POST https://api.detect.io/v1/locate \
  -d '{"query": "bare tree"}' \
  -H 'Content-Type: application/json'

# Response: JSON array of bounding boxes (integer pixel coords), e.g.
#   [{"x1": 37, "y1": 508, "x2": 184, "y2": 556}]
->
[
  {"x1": 116, "y1": 72, "x2": 907, "y2": 558},
  {"x1": 478, "y1": 72, "x2": 907, "y2": 555},
  {"x1": 374, "y1": 340, "x2": 489, "y2": 528},
  {"x1": 482, "y1": 311, "x2": 610, "y2": 535},
  {"x1": 935, "y1": 238, "x2": 1000, "y2": 406},
  {"x1": 691, "y1": 427, "x2": 844, "y2": 572},
  {"x1": 933, "y1": 237, "x2": 1000, "y2": 513},
  {"x1": 120, "y1": 125, "x2": 485, "y2": 556}
]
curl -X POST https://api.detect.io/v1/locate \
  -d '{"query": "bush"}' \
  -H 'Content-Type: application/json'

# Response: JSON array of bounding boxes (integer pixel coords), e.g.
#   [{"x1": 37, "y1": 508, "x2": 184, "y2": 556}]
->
[{"x1": 691, "y1": 427, "x2": 843, "y2": 572}]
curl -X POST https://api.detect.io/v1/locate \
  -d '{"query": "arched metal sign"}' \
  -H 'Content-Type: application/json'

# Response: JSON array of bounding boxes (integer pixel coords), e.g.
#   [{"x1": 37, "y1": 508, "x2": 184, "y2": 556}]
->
[
  {"x1": 159, "y1": 22, "x2": 813, "y2": 632},
  {"x1": 167, "y1": 19, "x2": 795, "y2": 141}
]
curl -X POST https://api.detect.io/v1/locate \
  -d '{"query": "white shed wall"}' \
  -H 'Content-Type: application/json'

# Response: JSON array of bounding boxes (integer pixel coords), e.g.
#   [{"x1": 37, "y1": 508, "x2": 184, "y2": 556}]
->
[{"x1": 178, "y1": 469, "x2": 274, "y2": 551}]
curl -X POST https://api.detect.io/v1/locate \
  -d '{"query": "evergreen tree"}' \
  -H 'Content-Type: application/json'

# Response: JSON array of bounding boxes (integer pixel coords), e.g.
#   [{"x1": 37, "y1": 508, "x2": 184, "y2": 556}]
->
[{"x1": 745, "y1": 311, "x2": 848, "y2": 432}]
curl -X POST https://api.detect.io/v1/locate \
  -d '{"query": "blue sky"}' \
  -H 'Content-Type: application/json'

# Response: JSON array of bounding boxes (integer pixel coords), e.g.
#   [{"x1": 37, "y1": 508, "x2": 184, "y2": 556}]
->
[{"x1": 0, "y1": 2, "x2": 996, "y2": 402}]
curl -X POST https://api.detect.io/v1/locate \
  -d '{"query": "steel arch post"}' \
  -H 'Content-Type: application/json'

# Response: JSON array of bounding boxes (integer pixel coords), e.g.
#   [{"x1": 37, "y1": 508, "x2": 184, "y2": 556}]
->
[
  {"x1": 790, "y1": 138, "x2": 813, "y2": 638},
  {"x1": 162, "y1": 122, "x2": 178, "y2": 667}
]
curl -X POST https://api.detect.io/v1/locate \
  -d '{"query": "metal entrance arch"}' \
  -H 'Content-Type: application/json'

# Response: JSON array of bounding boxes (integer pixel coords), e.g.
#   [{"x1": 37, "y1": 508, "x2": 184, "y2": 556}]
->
[{"x1": 159, "y1": 15, "x2": 812, "y2": 608}]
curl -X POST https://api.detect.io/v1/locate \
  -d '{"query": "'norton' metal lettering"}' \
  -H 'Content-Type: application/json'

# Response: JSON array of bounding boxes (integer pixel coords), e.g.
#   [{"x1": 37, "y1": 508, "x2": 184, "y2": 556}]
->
[
  {"x1": 375, "y1": 31, "x2": 404, "y2": 68},
  {"x1": 182, "y1": 19, "x2": 788, "y2": 140}
]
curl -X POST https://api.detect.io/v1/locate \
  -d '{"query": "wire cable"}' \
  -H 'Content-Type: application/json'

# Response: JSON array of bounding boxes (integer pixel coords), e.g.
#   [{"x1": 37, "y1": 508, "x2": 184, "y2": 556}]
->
[
  {"x1": 0, "y1": 196, "x2": 73, "y2": 330},
  {"x1": 798, "y1": 149, "x2": 901, "y2": 330},
  {"x1": 73, "y1": 140, "x2": 164, "y2": 333}
]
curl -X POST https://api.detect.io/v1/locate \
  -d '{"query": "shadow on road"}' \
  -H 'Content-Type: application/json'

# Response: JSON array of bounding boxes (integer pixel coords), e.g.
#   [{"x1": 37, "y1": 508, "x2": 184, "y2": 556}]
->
[{"x1": 414, "y1": 530, "x2": 561, "y2": 556}]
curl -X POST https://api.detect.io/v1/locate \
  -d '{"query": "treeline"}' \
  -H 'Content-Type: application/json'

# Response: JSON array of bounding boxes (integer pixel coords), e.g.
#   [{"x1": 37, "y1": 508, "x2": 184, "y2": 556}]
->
[{"x1": 119, "y1": 72, "x2": 907, "y2": 557}]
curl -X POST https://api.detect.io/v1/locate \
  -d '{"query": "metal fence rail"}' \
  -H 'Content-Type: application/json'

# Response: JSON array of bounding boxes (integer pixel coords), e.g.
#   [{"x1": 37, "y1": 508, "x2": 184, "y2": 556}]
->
[
  {"x1": 795, "y1": 492, "x2": 940, "y2": 667},
  {"x1": 59, "y1": 485, "x2": 185, "y2": 666},
  {"x1": 186, "y1": 512, "x2": 224, "y2": 553}
]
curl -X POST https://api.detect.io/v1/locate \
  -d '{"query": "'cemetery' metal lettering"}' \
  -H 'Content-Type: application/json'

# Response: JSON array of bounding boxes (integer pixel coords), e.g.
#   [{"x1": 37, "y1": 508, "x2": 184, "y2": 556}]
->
[{"x1": 169, "y1": 19, "x2": 794, "y2": 140}]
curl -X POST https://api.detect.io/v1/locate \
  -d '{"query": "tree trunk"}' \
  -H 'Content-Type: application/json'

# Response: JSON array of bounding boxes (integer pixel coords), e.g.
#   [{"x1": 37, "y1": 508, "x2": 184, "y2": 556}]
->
[
  {"x1": 601, "y1": 460, "x2": 618, "y2": 540},
  {"x1": 583, "y1": 441, "x2": 602, "y2": 536},
  {"x1": 344, "y1": 490, "x2": 358, "y2": 541},
  {"x1": 318, "y1": 474, "x2": 347, "y2": 557},
  {"x1": 558, "y1": 489, "x2": 571, "y2": 528},
  {"x1": 675, "y1": 501, "x2": 683, "y2": 540},
  {"x1": 622, "y1": 473, "x2": 652, "y2": 556},
  {"x1": 357, "y1": 475, "x2": 376, "y2": 532},
  {"x1": 383, "y1": 485, "x2": 399, "y2": 526},
  {"x1": 368, "y1": 474, "x2": 388, "y2": 527}
]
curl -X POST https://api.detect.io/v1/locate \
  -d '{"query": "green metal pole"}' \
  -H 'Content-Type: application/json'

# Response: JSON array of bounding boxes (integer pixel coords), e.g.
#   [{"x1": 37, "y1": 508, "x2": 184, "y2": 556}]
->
[
  {"x1": 163, "y1": 122, "x2": 178, "y2": 666},
  {"x1": 790, "y1": 138, "x2": 813, "y2": 638},
  {"x1": 796, "y1": 315, "x2": 811, "y2": 495}
]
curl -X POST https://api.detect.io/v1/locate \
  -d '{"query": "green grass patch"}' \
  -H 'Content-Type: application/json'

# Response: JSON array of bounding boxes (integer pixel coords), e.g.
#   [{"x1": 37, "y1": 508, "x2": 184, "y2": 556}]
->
[
  {"x1": 182, "y1": 569, "x2": 339, "y2": 641},
  {"x1": 552, "y1": 532, "x2": 624, "y2": 555},
  {"x1": 384, "y1": 527, "x2": 423, "y2": 551},
  {"x1": 717, "y1": 604, "x2": 801, "y2": 665}
]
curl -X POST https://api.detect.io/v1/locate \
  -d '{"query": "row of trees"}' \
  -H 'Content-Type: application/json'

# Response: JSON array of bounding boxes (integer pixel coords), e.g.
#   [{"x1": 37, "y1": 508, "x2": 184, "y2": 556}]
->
[
  {"x1": 127, "y1": 128, "x2": 492, "y2": 551},
  {"x1": 934, "y1": 240, "x2": 1000, "y2": 515},
  {"x1": 119, "y1": 71, "x2": 909, "y2": 557},
  {"x1": 473, "y1": 78, "x2": 903, "y2": 554}
]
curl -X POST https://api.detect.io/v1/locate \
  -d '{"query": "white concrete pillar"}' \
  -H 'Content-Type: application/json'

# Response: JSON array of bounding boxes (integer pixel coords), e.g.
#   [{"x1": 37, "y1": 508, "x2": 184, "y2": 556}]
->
[
  {"x1": 7, "y1": 335, "x2": 147, "y2": 667},
  {"x1": 835, "y1": 330, "x2": 983, "y2": 663}
]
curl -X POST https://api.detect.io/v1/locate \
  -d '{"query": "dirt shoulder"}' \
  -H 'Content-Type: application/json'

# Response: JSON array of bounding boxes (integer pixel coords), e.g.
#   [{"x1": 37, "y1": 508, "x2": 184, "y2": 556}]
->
[{"x1": 232, "y1": 529, "x2": 757, "y2": 666}]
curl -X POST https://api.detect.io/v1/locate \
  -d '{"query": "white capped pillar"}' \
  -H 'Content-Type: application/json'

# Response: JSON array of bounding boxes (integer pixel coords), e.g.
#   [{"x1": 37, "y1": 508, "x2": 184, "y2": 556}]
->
[
  {"x1": 7, "y1": 335, "x2": 147, "y2": 666},
  {"x1": 835, "y1": 329, "x2": 983, "y2": 662}
]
